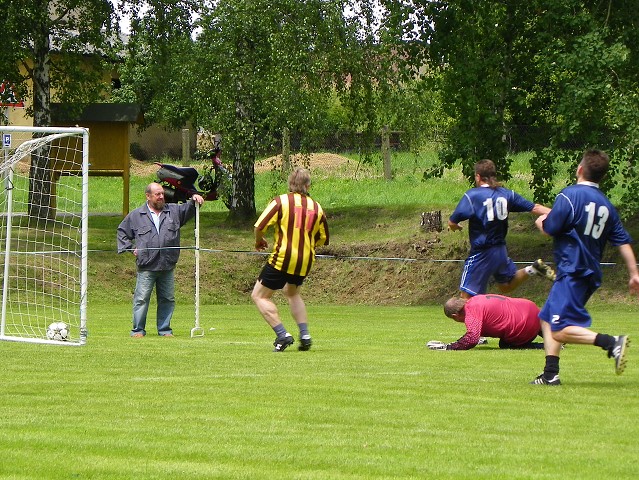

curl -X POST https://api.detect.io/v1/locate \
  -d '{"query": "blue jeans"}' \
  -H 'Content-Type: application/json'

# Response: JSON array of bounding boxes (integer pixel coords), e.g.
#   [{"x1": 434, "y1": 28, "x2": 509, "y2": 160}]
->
[{"x1": 131, "y1": 269, "x2": 175, "y2": 336}]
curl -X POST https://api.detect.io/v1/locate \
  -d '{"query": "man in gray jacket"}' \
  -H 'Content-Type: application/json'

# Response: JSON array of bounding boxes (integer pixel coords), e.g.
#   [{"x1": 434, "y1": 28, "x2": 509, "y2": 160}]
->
[{"x1": 117, "y1": 183, "x2": 204, "y2": 337}]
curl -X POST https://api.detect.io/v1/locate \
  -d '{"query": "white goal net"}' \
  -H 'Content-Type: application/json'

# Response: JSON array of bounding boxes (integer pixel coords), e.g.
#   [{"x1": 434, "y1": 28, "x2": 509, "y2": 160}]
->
[{"x1": 0, "y1": 126, "x2": 89, "y2": 345}]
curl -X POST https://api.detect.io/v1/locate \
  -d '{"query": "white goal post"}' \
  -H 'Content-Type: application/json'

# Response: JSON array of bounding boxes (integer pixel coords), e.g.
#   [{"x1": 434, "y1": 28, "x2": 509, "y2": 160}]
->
[
  {"x1": 190, "y1": 202, "x2": 204, "y2": 338},
  {"x1": 0, "y1": 126, "x2": 89, "y2": 346}
]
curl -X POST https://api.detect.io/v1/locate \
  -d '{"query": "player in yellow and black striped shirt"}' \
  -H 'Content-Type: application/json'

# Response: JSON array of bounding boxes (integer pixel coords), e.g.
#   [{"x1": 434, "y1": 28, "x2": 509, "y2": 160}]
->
[{"x1": 251, "y1": 167, "x2": 329, "y2": 352}]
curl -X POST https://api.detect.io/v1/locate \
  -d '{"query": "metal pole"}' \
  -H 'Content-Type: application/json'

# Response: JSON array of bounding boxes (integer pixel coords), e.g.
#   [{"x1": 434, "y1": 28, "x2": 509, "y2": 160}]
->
[
  {"x1": 190, "y1": 201, "x2": 204, "y2": 337},
  {"x1": 79, "y1": 129, "x2": 90, "y2": 344},
  {"x1": 0, "y1": 151, "x2": 13, "y2": 337}
]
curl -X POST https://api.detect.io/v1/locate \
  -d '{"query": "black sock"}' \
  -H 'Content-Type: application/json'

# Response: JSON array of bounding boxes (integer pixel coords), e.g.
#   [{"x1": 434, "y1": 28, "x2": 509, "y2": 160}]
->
[
  {"x1": 594, "y1": 333, "x2": 615, "y2": 351},
  {"x1": 544, "y1": 355, "x2": 560, "y2": 378}
]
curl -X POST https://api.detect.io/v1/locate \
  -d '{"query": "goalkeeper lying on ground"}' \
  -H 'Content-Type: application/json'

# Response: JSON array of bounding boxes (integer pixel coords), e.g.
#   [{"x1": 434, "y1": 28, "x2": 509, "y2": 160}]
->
[{"x1": 428, "y1": 294, "x2": 545, "y2": 350}]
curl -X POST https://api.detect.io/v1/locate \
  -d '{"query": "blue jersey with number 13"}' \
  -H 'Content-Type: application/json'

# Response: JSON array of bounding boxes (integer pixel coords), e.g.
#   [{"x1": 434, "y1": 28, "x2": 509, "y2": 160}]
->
[{"x1": 542, "y1": 183, "x2": 632, "y2": 281}]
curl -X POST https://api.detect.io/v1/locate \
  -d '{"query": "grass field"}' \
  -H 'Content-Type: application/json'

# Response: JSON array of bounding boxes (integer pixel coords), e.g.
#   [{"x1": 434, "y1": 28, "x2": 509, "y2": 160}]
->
[
  {"x1": 1, "y1": 303, "x2": 638, "y2": 479},
  {"x1": 3, "y1": 150, "x2": 639, "y2": 478}
]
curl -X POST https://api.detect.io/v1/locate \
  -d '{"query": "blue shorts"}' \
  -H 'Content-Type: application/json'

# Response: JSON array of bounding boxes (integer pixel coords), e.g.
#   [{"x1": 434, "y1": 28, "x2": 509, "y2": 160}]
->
[
  {"x1": 459, "y1": 246, "x2": 517, "y2": 296},
  {"x1": 539, "y1": 274, "x2": 600, "y2": 331}
]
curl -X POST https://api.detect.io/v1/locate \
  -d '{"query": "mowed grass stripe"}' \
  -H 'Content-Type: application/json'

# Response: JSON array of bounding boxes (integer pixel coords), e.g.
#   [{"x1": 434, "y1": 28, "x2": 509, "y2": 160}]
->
[{"x1": 1, "y1": 303, "x2": 638, "y2": 479}]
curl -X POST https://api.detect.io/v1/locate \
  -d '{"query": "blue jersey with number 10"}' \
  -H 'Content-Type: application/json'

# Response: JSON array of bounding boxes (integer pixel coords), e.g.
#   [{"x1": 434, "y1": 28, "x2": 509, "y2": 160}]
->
[
  {"x1": 450, "y1": 186, "x2": 534, "y2": 252},
  {"x1": 542, "y1": 183, "x2": 632, "y2": 281}
]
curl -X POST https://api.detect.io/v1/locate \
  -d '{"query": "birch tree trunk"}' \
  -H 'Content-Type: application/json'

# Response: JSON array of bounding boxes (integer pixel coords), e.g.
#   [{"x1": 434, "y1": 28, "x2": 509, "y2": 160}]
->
[{"x1": 28, "y1": 23, "x2": 54, "y2": 221}]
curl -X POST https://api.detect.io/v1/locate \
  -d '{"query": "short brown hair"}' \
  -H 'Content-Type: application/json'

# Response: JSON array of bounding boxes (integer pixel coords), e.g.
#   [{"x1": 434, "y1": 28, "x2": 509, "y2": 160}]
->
[
  {"x1": 580, "y1": 149, "x2": 609, "y2": 183},
  {"x1": 288, "y1": 167, "x2": 311, "y2": 195}
]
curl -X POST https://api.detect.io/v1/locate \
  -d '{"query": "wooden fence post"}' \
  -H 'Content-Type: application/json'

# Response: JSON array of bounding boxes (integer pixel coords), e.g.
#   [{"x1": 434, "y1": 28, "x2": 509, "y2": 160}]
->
[
  {"x1": 382, "y1": 125, "x2": 391, "y2": 180},
  {"x1": 282, "y1": 126, "x2": 291, "y2": 178},
  {"x1": 182, "y1": 128, "x2": 190, "y2": 166}
]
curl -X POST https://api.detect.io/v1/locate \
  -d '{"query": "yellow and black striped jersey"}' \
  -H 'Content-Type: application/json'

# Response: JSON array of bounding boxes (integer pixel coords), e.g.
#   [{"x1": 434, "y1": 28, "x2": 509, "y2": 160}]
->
[{"x1": 254, "y1": 193, "x2": 329, "y2": 276}]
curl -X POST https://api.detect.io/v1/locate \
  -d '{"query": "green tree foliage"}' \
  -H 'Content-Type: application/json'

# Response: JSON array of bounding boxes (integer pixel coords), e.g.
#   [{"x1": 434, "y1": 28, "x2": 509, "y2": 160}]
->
[
  {"x1": 377, "y1": 2, "x2": 449, "y2": 157},
  {"x1": 116, "y1": 1, "x2": 433, "y2": 218},
  {"x1": 519, "y1": 2, "x2": 639, "y2": 213},
  {"x1": 0, "y1": 0, "x2": 118, "y2": 221},
  {"x1": 334, "y1": 2, "x2": 443, "y2": 162},
  {"x1": 416, "y1": 1, "x2": 521, "y2": 180},
  {"x1": 192, "y1": 0, "x2": 358, "y2": 219},
  {"x1": 0, "y1": 0, "x2": 117, "y2": 126},
  {"x1": 114, "y1": 1, "x2": 370, "y2": 219},
  {"x1": 111, "y1": 0, "x2": 197, "y2": 130},
  {"x1": 392, "y1": 0, "x2": 639, "y2": 216}
]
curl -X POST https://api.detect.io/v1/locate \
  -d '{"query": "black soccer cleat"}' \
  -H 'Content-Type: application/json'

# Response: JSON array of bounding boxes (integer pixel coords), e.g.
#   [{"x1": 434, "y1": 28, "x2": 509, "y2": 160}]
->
[
  {"x1": 298, "y1": 335, "x2": 313, "y2": 351},
  {"x1": 273, "y1": 333, "x2": 294, "y2": 352},
  {"x1": 530, "y1": 259, "x2": 556, "y2": 281},
  {"x1": 608, "y1": 335, "x2": 629, "y2": 375},
  {"x1": 530, "y1": 374, "x2": 561, "y2": 386}
]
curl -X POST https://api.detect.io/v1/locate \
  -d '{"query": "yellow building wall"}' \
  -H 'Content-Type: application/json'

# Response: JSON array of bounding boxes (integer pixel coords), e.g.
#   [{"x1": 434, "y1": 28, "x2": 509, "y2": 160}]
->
[
  {"x1": 5, "y1": 62, "x2": 132, "y2": 214},
  {"x1": 54, "y1": 120, "x2": 131, "y2": 215}
]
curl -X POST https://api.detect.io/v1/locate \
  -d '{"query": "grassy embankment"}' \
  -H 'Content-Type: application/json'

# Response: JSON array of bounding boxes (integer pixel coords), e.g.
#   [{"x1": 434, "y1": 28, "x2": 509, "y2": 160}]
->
[{"x1": 87, "y1": 151, "x2": 637, "y2": 308}]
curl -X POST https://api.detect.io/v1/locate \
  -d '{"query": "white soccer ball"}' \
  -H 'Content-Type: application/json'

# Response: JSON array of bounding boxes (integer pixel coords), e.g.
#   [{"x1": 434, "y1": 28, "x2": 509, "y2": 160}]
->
[{"x1": 46, "y1": 322, "x2": 70, "y2": 341}]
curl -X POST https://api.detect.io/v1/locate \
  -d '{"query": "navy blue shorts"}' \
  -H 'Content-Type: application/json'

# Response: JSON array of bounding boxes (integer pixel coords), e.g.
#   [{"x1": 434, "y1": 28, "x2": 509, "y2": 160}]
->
[
  {"x1": 539, "y1": 274, "x2": 600, "y2": 331},
  {"x1": 258, "y1": 263, "x2": 305, "y2": 290},
  {"x1": 459, "y1": 246, "x2": 517, "y2": 296}
]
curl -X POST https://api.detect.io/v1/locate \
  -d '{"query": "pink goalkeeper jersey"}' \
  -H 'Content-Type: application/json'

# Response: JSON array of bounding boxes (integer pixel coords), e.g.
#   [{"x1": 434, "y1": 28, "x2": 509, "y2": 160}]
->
[{"x1": 448, "y1": 294, "x2": 541, "y2": 350}]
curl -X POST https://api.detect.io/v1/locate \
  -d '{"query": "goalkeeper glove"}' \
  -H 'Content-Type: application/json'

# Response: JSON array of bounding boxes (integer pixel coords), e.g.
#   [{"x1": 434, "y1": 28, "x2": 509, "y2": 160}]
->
[{"x1": 427, "y1": 340, "x2": 448, "y2": 350}]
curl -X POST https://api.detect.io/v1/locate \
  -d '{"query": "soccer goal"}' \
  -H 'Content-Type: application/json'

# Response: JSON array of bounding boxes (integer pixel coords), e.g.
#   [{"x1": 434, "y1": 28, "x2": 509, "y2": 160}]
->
[{"x1": 0, "y1": 126, "x2": 89, "y2": 345}]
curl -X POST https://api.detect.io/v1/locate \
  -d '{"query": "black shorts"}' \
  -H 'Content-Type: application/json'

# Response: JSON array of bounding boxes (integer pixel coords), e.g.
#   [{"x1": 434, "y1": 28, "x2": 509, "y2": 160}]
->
[{"x1": 258, "y1": 263, "x2": 305, "y2": 290}]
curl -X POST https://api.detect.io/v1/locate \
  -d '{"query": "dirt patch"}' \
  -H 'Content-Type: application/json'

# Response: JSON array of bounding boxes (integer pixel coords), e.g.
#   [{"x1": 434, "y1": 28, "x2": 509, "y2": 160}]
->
[
  {"x1": 14, "y1": 158, "x2": 30, "y2": 174},
  {"x1": 255, "y1": 153, "x2": 351, "y2": 173},
  {"x1": 128, "y1": 153, "x2": 352, "y2": 176},
  {"x1": 129, "y1": 159, "x2": 160, "y2": 176}
]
